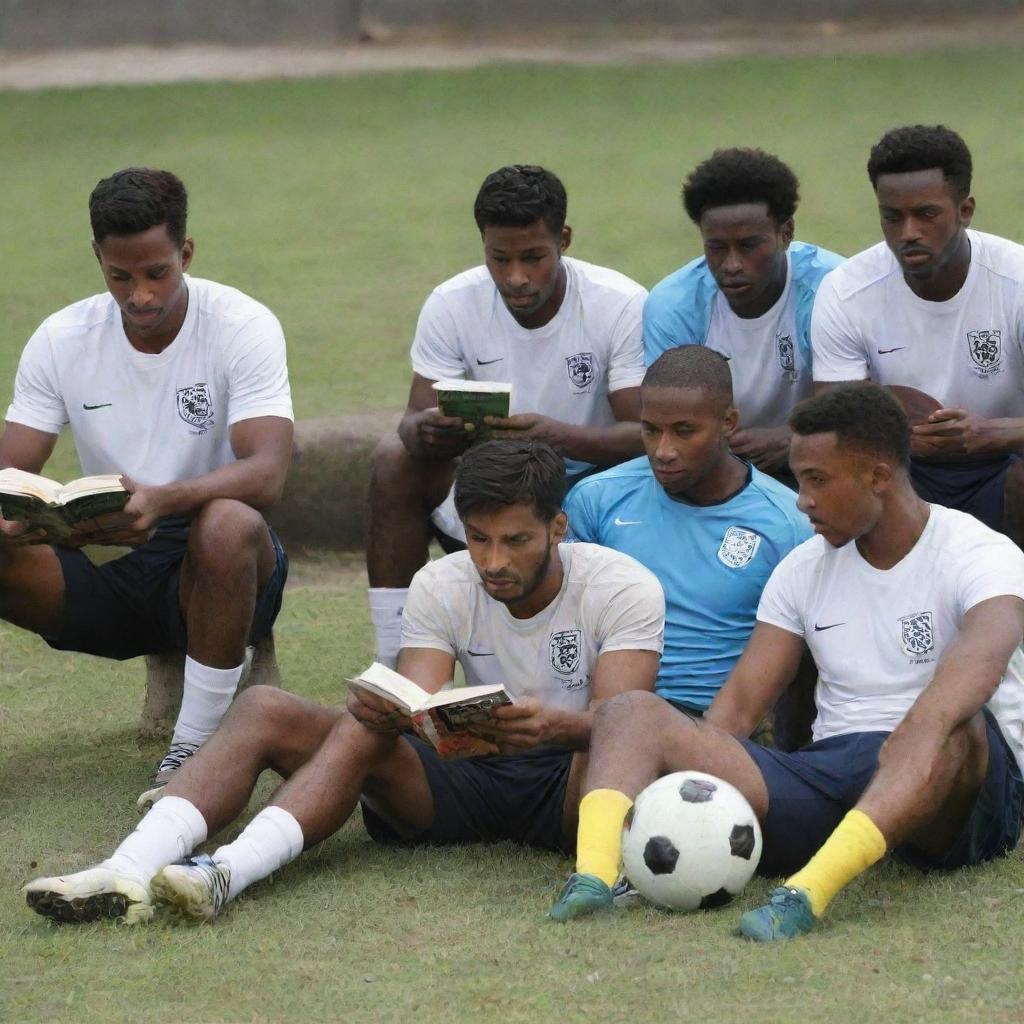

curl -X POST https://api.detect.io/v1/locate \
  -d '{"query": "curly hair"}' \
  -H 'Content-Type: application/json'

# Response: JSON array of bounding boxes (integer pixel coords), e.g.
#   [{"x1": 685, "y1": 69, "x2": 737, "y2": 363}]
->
[
  {"x1": 682, "y1": 148, "x2": 800, "y2": 225},
  {"x1": 89, "y1": 168, "x2": 188, "y2": 247},
  {"x1": 789, "y1": 383, "x2": 910, "y2": 465},
  {"x1": 867, "y1": 125, "x2": 972, "y2": 199},
  {"x1": 473, "y1": 165, "x2": 567, "y2": 236},
  {"x1": 454, "y1": 438, "x2": 567, "y2": 523}
]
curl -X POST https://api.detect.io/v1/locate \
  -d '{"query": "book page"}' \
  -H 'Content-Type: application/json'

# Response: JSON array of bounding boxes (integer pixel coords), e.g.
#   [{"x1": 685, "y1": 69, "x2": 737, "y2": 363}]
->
[
  {"x1": 421, "y1": 682, "x2": 510, "y2": 711},
  {"x1": 0, "y1": 468, "x2": 62, "y2": 503},
  {"x1": 346, "y1": 662, "x2": 435, "y2": 714},
  {"x1": 58, "y1": 475, "x2": 126, "y2": 502}
]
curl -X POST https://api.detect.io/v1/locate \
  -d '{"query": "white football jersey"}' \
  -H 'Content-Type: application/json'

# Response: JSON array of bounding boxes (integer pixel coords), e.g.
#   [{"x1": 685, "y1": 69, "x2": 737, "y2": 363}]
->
[
  {"x1": 401, "y1": 542, "x2": 665, "y2": 712},
  {"x1": 409, "y1": 256, "x2": 647, "y2": 479},
  {"x1": 757, "y1": 504, "x2": 1024, "y2": 774},
  {"x1": 811, "y1": 230, "x2": 1024, "y2": 417},
  {"x1": 6, "y1": 276, "x2": 292, "y2": 486}
]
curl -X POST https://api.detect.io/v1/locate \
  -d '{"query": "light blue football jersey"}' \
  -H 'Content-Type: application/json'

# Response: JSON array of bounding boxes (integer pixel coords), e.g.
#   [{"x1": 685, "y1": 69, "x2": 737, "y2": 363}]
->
[
  {"x1": 564, "y1": 457, "x2": 812, "y2": 709},
  {"x1": 643, "y1": 242, "x2": 844, "y2": 430}
]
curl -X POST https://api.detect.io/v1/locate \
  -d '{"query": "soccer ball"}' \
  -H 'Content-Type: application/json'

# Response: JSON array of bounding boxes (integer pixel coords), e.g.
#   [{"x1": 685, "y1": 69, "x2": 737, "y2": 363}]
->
[{"x1": 621, "y1": 771, "x2": 762, "y2": 911}]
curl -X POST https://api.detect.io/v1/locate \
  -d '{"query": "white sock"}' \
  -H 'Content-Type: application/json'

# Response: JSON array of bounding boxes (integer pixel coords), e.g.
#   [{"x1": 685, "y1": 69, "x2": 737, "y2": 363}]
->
[
  {"x1": 101, "y1": 796, "x2": 208, "y2": 886},
  {"x1": 368, "y1": 587, "x2": 407, "y2": 669},
  {"x1": 212, "y1": 805, "x2": 305, "y2": 901},
  {"x1": 172, "y1": 657, "x2": 245, "y2": 746}
]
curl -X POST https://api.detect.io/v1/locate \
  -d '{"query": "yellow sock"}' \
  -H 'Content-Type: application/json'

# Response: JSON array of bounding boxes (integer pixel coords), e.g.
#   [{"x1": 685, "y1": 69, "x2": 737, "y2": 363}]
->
[
  {"x1": 785, "y1": 809, "x2": 888, "y2": 918},
  {"x1": 575, "y1": 789, "x2": 634, "y2": 887}
]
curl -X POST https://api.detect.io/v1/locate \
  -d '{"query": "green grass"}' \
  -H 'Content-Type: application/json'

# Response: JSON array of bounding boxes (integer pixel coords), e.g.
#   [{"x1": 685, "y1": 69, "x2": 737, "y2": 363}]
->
[
  {"x1": 2, "y1": 563, "x2": 1024, "y2": 1024},
  {"x1": 3, "y1": 48, "x2": 1024, "y2": 1023}
]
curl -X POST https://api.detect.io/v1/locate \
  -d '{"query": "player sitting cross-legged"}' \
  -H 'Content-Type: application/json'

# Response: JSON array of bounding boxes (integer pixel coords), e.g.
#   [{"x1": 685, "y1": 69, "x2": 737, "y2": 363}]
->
[
  {"x1": 25, "y1": 438, "x2": 664, "y2": 924},
  {"x1": 549, "y1": 383, "x2": 1024, "y2": 935}
]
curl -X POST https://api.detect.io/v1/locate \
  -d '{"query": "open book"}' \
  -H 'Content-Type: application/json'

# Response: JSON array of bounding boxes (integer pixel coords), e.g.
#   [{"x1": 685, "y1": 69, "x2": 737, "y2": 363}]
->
[
  {"x1": 433, "y1": 379, "x2": 512, "y2": 441},
  {"x1": 0, "y1": 468, "x2": 129, "y2": 541},
  {"x1": 347, "y1": 662, "x2": 513, "y2": 759}
]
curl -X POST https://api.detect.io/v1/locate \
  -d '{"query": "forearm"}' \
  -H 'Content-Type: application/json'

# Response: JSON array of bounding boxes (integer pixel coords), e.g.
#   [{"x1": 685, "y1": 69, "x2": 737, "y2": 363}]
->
[
  {"x1": 145, "y1": 454, "x2": 288, "y2": 519},
  {"x1": 974, "y1": 417, "x2": 1024, "y2": 455},
  {"x1": 560, "y1": 421, "x2": 643, "y2": 466},
  {"x1": 544, "y1": 707, "x2": 594, "y2": 750}
]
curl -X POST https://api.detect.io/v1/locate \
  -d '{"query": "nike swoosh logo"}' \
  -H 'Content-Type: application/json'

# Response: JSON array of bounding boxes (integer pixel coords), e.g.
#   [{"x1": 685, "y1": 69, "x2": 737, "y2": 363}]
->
[
  {"x1": 876, "y1": 347, "x2": 906, "y2": 354},
  {"x1": 813, "y1": 622, "x2": 846, "y2": 631},
  {"x1": 476, "y1": 358, "x2": 503, "y2": 365},
  {"x1": 82, "y1": 402, "x2": 113, "y2": 410},
  {"x1": 467, "y1": 649, "x2": 495, "y2": 657},
  {"x1": 614, "y1": 517, "x2": 643, "y2": 526}
]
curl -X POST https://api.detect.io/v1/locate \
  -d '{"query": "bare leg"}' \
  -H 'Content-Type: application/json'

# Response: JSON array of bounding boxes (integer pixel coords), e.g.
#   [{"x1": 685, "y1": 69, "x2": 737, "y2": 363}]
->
[
  {"x1": 1004, "y1": 460, "x2": 1024, "y2": 551},
  {"x1": 366, "y1": 433, "x2": 456, "y2": 588},
  {"x1": 179, "y1": 499, "x2": 278, "y2": 668},
  {"x1": 583, "y1": 690, "x2": 769, "y2": 815},
  {"x1": 0, "y1": 543, "x2": 66, "y2": 634}
]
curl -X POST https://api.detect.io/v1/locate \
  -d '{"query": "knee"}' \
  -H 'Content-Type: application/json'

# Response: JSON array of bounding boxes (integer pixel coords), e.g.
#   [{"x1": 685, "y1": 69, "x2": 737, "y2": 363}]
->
[
  {"x1": 188, "y1": 500, "x2": 265, "y2": 571},
  {"x1": 369, "y1": 433, "x2": 421, "y2": 500},
  {"x1": 593, "y1": 689, "x2": 666, "y2": 735},
  {"x1": 230, "y1": 685, "x2": 303, "y2": 733}
]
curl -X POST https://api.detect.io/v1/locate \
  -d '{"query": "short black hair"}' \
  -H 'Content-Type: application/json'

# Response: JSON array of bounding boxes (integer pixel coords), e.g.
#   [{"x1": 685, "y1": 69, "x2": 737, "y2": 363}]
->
[
  {"x1": 682, "y1": 148, "x2": 800, "y2": 225},
  {"x1": 789, "y1": 383, "x2": 910, "y2": 464},
  {"x1": 454, "y1": 438, "x2": 566, "y2": 523},
  {"x1": 642, "y1": 346, "x2": 733, "y2": 406},
  {"x1": 867, "y1": 125, "x2": 972, "y2": 200},
  {"x1": 473, "y1": 165, "x2": 567, "y2": 237},
  {"x1": 89, "y1": 168, "x2": 189, "y2": 247}
]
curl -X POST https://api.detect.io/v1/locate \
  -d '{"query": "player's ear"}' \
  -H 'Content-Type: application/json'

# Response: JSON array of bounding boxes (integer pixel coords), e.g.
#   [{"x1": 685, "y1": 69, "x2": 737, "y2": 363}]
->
[
  {"x1": 959, "y1": 196, "x2": 975, "y2": 227},
  {"x1": 550, "y1": 510, "x2": 568, "y2": 542},
  {"x1": 870, "y1": 459, "x2": 895, "y2": 492},
  {"x1": 181, "y1": 237, "x2": 195, "y2": 271},
  {"x1": 779, "y1": 217, "x2": 795, "y2": 248},
  {"x1": 559, "y1": 225, "x2": 572, "y2": 254},
  {"x1": 91, "y1": 240, "x2": 102, "y2": 265},
  {"x1": 722, "y1": 404, "x2": 740, "y2": 435}
]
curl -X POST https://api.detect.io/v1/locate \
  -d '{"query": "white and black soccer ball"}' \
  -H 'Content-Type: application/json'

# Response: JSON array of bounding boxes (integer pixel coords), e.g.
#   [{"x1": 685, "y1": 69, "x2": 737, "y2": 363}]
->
[{"x1": 621, "y1": 771, "x2": 762, "y2": 911}]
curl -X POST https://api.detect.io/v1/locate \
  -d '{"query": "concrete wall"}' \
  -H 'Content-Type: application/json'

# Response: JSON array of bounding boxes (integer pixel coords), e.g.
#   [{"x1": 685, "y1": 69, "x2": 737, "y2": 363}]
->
[{"x1": 1, "y1": 0, "x2": 1021, "y2": 50}]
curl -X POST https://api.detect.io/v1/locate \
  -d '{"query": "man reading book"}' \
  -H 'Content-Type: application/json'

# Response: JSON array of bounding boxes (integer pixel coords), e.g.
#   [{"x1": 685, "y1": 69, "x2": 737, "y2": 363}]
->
[
  {"x1": 0, "y1": 168, "x2": 293, "y2": 806},
  {"x1": 25, "y1": 438, "x2": 664, "y2": 925},
  {"x1": 366, "y1": 164, "x2": 649, "y2": 668}
]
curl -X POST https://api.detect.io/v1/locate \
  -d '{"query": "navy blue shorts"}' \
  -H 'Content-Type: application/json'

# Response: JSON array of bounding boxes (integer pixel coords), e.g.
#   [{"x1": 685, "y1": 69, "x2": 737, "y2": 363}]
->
[
  {"x1": 361, "y1": 737, "x2": 575, "y2": 854},
  {"x1": 910, "y1": 455, "x2": 1014, "y2": 533},
  {"x1": 43, "y1": 515, "x2": 288, "y2": 661},
  {"x1": 739, "y1": 708, "x2": 1023, "y2": 878}
]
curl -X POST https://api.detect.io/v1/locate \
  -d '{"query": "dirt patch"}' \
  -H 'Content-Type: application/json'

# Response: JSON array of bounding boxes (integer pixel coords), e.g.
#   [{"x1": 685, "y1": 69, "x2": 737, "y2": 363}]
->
[{"x1": 1, "y1": 13, "x2": 1022, "y2": 91}]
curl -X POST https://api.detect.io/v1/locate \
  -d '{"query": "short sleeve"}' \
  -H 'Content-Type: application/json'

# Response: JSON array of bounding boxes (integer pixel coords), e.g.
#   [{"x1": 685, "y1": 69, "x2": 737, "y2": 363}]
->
[
  {"x1": 400, "y1": 566, "x2": 458, "y2": 655},
  {"x1": 642, "y1": 288, "x2": 685, "y2": 365},
  {"x1": 593, "y1": 570, "x2": 666, "y2": 655},
  {"x1": 563, "y1": 483, "x2": 600, "y2": 543},
  {"x1": 606, "y1": 290, "x2": 647, "y2": 392},
  {"x1": 225, "y1": 313, "x2": 293, "y2": 425},
  {"x1": 955, "y1": 529, "x2": 1024, "y2": 614},
  {"x1": 755, "y1": 554, "x2": 807, "y2": 637},
  {"x1": 410, "y1": 290, "x2": 466, "y2": 382},
  {"x1": 810, "y1": 274, "x2": 871, "y2": 383},
  {"x1": 5, "y1": 323, "x2": 67, "y2": 434}
]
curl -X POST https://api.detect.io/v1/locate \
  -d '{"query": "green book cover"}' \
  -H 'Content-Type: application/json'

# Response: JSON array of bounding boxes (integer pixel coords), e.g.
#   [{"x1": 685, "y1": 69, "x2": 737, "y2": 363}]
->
[{"x1": 433, "y1": 380, "x2": 512, "y2": 442}]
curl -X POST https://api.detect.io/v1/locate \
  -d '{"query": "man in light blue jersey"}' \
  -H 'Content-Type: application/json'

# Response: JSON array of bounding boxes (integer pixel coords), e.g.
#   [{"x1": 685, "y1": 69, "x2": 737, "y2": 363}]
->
[
  {"x1": 565, "y1": 346, "x2": 812, "y2": 714},
  {"x1": 644, "y1": 149, "x2": 843, "y2": 480}
]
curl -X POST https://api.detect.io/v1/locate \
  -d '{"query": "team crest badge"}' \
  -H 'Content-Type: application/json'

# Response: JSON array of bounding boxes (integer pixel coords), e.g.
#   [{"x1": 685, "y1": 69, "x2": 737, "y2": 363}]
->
[
  {"x1": 776, "y1": 332, "x2": 795, "y2": 373},
  {"x1": 566, "y1": 352, "x2": 596, "y2": 389},
  {"x1": 900, "y1": 612, "x2": 934, "y2": 657},
  {"x1": 966, "y1": 329, "x2": 1001, "y2": 372},
  {"x1": 176, "y1": 382, "x2": 215, "y2": 432},
  {"x1": 717, "y1": 526, "x2": 761, "y2": 568},
  {"x1": 550, "y1": 629, "x2": 582, "y2": 674}
]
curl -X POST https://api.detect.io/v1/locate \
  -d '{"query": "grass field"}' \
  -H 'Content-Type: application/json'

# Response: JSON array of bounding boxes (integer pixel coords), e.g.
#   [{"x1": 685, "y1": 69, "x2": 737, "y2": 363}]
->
[{"x1": 3, "y1": 44, "x2": 1024, "y2": 1024}]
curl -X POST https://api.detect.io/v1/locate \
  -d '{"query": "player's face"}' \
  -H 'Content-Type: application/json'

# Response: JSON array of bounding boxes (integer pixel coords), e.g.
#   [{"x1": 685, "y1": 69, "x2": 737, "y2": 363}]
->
[
  {"x1": 641, "y1": 385, "x2": 737, "y2": 499},
  {"x1": 94, "y1": 223, "x2": 194, "y2": 352},
  {"x1": 464, "y1": 502, "x2": 568, "y2": 613},
  {"x1": 874, "y1": 168, "x2": 974, "y2": 282},
  {"x1": 482, "y1": 219, "x2": 571, "y2": 328},
  {"x1": 790, "y1": 432, "x2": 882, "y2": 547},
  {"x1": 698, "y1": 203, "x2": 793, "y2": 317}
]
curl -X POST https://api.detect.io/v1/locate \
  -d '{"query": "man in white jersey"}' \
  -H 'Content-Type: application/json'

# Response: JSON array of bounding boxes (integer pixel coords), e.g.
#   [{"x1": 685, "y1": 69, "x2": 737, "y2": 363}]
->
[
  {"x1": 549, "y1": 384, "x2": 1024, "y2": 939},
  {"x1": 25, "y1": 439, "x2": 664, "y2": 924},
  {"x1": 643, "y1": 148, "x2": 843, "y2": 481},
  {"x1": 0, "y1": 169, "x2": 293, "y2": 805},
  {"x1": 812, "y1": 124, "x2": 1024, "y2": 540},
  {"x1": 366, "y1": 165, "x2": 648, "y2": 668}
]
